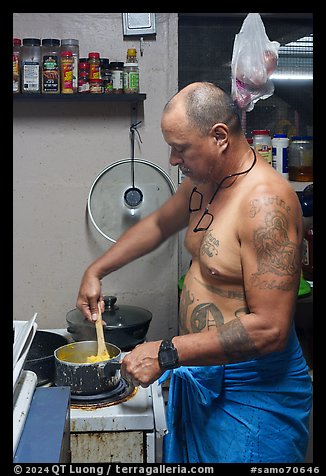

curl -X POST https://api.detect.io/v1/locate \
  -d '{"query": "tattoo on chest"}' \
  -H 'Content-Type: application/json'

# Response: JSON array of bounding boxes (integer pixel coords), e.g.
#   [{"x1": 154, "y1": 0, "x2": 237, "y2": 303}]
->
[
  {"x1": 201, "y1": 231, "x2": 219, "y2": 257},
  {"x1": 193, "y1": 276, "x2": 245, "y2": 300},
  {"x1": 218, "y1": 317, "x2": 259, "y2": 362},
  {"x1": 250, "y1": 210, "x2": 299, "y2": 289},
  {"x1": 191, "y1": 302, "x2": 224, "y2": 332}
]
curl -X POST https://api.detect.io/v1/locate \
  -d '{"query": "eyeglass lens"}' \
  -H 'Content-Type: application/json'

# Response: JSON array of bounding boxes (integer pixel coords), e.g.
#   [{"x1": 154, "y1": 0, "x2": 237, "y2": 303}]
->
[
  {"x1": 189, "y1": 188, "x2": 203, "y2": 212},
  {"x1": 193, "y1": 211, "x2": 214, "y2": 232}
]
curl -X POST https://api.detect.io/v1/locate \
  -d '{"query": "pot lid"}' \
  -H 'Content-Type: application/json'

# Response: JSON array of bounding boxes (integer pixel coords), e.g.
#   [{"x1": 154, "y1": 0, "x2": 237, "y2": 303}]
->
[
  {"x1": 66, "y1": 296, "x2": 152, "y2": 329},
  {"x1": 87, "y1": 159, "x2": 176, "y2": 243}
]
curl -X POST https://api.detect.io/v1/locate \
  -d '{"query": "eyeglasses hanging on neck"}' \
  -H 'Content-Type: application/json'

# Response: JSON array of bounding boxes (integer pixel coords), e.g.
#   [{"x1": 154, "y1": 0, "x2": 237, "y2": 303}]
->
[{"x1": 189, "y1": 149, "x2": 257, "y2": 233}]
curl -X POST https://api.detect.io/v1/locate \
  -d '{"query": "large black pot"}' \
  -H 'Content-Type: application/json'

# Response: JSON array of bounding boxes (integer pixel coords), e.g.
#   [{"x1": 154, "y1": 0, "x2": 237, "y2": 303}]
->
[
  {"x1": 54, "y1": 340, "x2": 121, "y2": 395},
  {"x1": 66, "y1": 295, "x2": 152, "y2": 350},
  {"x1": 24, "y1": 330, "x2": 69, "y2": 386}
]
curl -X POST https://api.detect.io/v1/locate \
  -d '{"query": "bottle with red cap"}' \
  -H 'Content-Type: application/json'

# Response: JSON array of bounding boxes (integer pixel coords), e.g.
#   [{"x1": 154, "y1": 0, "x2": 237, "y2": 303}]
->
[{"x1": 61, "y1": 50, "x2": 74, "y2": 94}]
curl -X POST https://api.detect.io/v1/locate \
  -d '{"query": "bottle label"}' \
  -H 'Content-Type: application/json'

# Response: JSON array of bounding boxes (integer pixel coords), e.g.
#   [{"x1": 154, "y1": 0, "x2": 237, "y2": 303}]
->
[
  {"x1": 13, "y1": 54, "x2": 20, "y2": 92},
  {"x1": 72, "y1": 55, "x2": 78, "y2": 91},
  {"x1": 42, "y1": 55, "x2": 60, "y2": 93},
  {"x1": 61, "y1": 60, "x2": 74, "y2": 93},
  {"x1": 254, "y1": 143, "x2": 272, "y2": 165},
  {"x1": 111, "y1": 70, "x2": 124, "y2": 90},
  {"x1": 22, "y1": 62, "x2": 40, "y2": 92},
  {"x1": 272, "y1": 146, "x2": 288, "y2": 175},
  {"x1": 124, "y1": 71, "x2": 139, "y2": 92},
  {"x1": 89, "y1": 63, "x2": 100, "y2": 80}
]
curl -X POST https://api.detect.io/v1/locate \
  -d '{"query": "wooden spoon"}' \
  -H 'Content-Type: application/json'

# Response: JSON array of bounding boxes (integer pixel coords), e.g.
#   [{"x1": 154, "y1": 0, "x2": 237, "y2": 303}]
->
[{"x1": 95, "y1": 302, "x2": 110, "y2": 360}]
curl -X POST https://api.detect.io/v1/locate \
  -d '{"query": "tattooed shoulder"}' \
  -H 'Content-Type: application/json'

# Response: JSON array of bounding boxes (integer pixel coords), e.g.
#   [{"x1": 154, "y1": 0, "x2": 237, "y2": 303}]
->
[
  {"x1": 249, "y1": 195, "x2": 291, "y2": 218},
  {"x1": 249, "y1": 209, "x2": 300, "y2": 290}
]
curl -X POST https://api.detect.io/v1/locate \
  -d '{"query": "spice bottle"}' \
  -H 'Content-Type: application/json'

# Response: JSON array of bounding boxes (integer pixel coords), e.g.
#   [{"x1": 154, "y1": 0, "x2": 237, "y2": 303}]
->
[
  {"x1": 124, "y1": 48, "x2": 139, "y2": 93},
  {"x1": 101, "y1": 58, "x2": 112, "y2": 93},
  {"x1": 110, "y1": 62, "x2": 124, "y2": 94},
  {"x1": 288, "y1": 136, "x2": 313, "y2": 182},
  {"x1": 61, "y1": 39, "x2": 79, "y2": 93},
  {"x1": 88, "y1": 52, "x2": 101, "y2": 80},
  {"x1": 21, "y1": 38, "x2": 41, "y2": 94},
  {"x1": 61, "y1": 50, "x2": 74, "y2": 94},
  {"x1": 78, "y1": 58, "x2": 90, "y2": 93},
  {"x1": 252, "y1": 130, "x2": 272, "y2": 165},
  {"x1": 41, "y1": 38, "x2": 60, "y2": 94},
  {"x1": 272, "y1": 133, "x2": 289, "y2": 179},
  {"x1": 13, "y1": 38, "x2": 21, "y2": 94}
]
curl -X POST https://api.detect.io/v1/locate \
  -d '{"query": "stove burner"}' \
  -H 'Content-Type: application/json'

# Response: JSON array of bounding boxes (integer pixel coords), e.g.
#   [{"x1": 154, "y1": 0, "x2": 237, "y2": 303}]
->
[{"x1": 70, "y1": 378, "x2": 136, "y2": 407}]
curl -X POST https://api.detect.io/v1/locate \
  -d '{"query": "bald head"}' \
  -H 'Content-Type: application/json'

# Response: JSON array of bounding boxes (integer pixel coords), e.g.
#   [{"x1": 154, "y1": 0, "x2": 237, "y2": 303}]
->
[{"x1": 164, "y1": 82, "x2": 242, "y2": 136}]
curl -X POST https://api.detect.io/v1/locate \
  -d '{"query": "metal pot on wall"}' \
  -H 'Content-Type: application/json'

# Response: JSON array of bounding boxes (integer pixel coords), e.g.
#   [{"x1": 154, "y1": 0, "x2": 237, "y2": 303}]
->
[{"x1": 66, "y1": 295, "x2": 152, "y2": 351}]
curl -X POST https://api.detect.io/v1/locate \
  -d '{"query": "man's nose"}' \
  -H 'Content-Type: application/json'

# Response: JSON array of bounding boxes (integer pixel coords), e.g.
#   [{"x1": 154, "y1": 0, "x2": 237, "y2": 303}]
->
[{"x1": 169, "y1": 149, "x2": 182, "y2": 167}]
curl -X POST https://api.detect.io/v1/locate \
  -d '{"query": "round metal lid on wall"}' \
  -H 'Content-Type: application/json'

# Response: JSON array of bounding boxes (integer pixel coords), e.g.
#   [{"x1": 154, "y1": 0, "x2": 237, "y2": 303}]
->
[{"x1": 87, "y1": 159, "x2": 176, "y2": 243}]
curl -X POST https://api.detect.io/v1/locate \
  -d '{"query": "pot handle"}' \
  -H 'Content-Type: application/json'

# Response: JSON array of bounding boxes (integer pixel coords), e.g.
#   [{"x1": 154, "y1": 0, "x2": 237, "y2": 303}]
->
[{"x1": 102, "y1": 360, "x2": 121, "y2": 377}]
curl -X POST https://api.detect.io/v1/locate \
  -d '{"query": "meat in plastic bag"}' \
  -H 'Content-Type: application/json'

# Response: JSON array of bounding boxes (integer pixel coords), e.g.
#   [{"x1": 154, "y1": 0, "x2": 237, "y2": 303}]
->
[{"x1": 231, "y1": 13, "x2": 280, "y2": 112}]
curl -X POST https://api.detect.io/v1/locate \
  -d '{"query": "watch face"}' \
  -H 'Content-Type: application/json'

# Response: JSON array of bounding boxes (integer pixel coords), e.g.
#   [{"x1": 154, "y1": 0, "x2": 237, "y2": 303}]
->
[
  {"x1": 159, "y1": 343, "x2": 178, "y2": 370},
  {"x1": 160, "y1": 350, "x2": 176, "y2": 367}
]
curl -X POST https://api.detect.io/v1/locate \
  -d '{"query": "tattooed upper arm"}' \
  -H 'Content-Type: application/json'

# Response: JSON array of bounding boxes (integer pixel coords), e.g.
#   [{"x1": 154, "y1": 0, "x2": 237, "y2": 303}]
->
[{"x1": 244, "y1": 195, "x2": 302, "y2": 293}]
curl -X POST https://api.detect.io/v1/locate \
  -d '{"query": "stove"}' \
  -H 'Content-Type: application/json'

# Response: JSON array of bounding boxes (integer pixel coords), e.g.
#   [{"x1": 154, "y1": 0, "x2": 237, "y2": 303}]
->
[
  {"x1": 69, "y1": 378, "x2": 166, "y2": 463},
  {"x1": 13, "y1": 327, "x2": 167, "y2": 463}
]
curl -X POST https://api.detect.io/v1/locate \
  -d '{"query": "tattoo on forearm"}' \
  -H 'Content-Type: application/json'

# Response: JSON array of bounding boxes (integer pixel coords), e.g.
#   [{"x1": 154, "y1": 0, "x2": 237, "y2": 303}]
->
[
  {"x1": 190, "y1": 303, "x2": 224, "y2": 332},
  {"x1": 193, "y1": 276, "x2": 245, "y2": 300},
  {"x1": 250, "y1": 210, "x2": 299, "y2": 290},
  {"x1": 218, "y1": 317, "x2": 259, "y2": 362},
  {"x1": 201, "y1": 231, "x2": 219, "y2": 257}
]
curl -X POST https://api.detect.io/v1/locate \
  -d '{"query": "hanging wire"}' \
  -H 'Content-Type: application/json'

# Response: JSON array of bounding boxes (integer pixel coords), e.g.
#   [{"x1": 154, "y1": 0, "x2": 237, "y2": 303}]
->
[{"x1": 129, "y1": 121, "x2": 142, "y2": 187}]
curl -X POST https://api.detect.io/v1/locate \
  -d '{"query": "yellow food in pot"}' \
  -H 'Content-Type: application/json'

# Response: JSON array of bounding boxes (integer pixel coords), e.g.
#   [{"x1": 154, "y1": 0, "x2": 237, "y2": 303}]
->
[{"x1": 86, "y1": 353, "x2": 111, "y2": 363}]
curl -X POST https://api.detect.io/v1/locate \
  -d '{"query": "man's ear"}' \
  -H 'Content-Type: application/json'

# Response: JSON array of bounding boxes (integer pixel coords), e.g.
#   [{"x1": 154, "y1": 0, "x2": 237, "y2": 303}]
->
[{"x1": 212, "y1": 123, "x2": 228, "y2": 146}]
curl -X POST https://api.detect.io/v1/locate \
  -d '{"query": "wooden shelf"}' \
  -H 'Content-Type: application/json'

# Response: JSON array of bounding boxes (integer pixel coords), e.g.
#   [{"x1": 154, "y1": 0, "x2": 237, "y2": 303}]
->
[{"x1": 13, "y1": 93, "x2": 146, "y2": 103}]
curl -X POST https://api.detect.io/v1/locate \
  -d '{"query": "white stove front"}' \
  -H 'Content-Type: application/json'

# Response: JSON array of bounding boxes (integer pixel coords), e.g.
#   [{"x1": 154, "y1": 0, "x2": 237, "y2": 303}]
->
[{"x1": 70, "y1": 381, "x2": 167, "y2": 463}]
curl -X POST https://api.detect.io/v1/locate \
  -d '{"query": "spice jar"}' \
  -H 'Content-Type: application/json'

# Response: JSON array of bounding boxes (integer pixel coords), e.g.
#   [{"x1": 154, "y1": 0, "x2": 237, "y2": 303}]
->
[
  {"x1": 110, "y1": 62, "x2": 124, "y2": 94},
  {"x1": 252, "y1": 130, "x2": 272, "y2": 165},
  {"x1": 88, "y1": 52, "x2": 101, "y2": 81},
  {"x1": 21, "y1": 38, "x2": 41, "y2": 94},
  {"x1": 61, "y1": 39, "x2": 79, "y2": 93},
  {"x1": 13, "y1": 38, "x2": 21, "y2": 94},
  {"x1": 78, "y1": 58, "x2": 90, "y2": 93},
  {"x1": 41, "y1": 38, "x2": 60, "y2": 94},
  {"x1": 288, "y1": 136, "x2": 313, "y2": 182},
  {"x1": 101, "y1": 58, "x2": 112, "y2": 93},
  {"x1": 61, "y1": 50, "x2": 74, "y2": 94}
]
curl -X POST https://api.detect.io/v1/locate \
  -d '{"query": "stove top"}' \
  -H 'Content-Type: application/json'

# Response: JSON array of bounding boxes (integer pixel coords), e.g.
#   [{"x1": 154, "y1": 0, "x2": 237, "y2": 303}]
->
[{"x1": 70, "y1": 378, "x2": 136, "y2": 407}]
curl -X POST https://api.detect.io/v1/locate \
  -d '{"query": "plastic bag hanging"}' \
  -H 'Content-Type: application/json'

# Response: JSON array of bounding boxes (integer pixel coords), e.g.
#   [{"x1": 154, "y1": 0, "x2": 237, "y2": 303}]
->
[{"x1": 231, "y1": 13, "x2": 280, "y2": 112}]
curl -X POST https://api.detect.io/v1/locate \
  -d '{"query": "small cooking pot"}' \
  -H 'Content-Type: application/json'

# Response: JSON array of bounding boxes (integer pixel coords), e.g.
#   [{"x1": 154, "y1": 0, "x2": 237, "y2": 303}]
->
[
  {"x1": 24, "y1": 330, "x2": 69, "y2": 386},
  {"x1": 54, "y1": 340, "x2": 121, "y2": 395},
  {"x1": 66, "y1": 295, "x2": 152, "y2": 350}
]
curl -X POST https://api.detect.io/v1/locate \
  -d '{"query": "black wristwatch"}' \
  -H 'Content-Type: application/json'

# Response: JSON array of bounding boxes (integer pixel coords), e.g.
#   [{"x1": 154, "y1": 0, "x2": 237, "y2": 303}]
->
[{"x1": 158, "y1": 338, "x2": 179, "y2": 371}]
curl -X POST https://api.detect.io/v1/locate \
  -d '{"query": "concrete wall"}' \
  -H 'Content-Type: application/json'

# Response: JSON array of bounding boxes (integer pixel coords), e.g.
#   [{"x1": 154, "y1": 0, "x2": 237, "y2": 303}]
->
[{"x1": 13, "y1": 13, "x2": 179, "y2": 340}]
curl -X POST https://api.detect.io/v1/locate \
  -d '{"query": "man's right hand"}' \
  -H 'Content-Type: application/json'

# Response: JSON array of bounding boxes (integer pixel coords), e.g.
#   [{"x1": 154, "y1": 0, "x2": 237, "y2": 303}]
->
[{"x1": 76, "y1": 271, "x2": 103, "y2": 323}]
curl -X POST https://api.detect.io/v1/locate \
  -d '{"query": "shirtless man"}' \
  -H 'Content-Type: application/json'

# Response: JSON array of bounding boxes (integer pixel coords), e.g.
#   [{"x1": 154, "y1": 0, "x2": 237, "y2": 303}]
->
[{"x1": 76, "y1": 82, "x2": 312, "y2": 463}]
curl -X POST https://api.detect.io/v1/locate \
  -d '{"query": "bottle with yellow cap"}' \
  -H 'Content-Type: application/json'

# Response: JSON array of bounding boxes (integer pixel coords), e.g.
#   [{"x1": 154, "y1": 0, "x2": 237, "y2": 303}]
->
[{"x1": 124, "y1": 48, "x2": 139, "y2": 93}]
